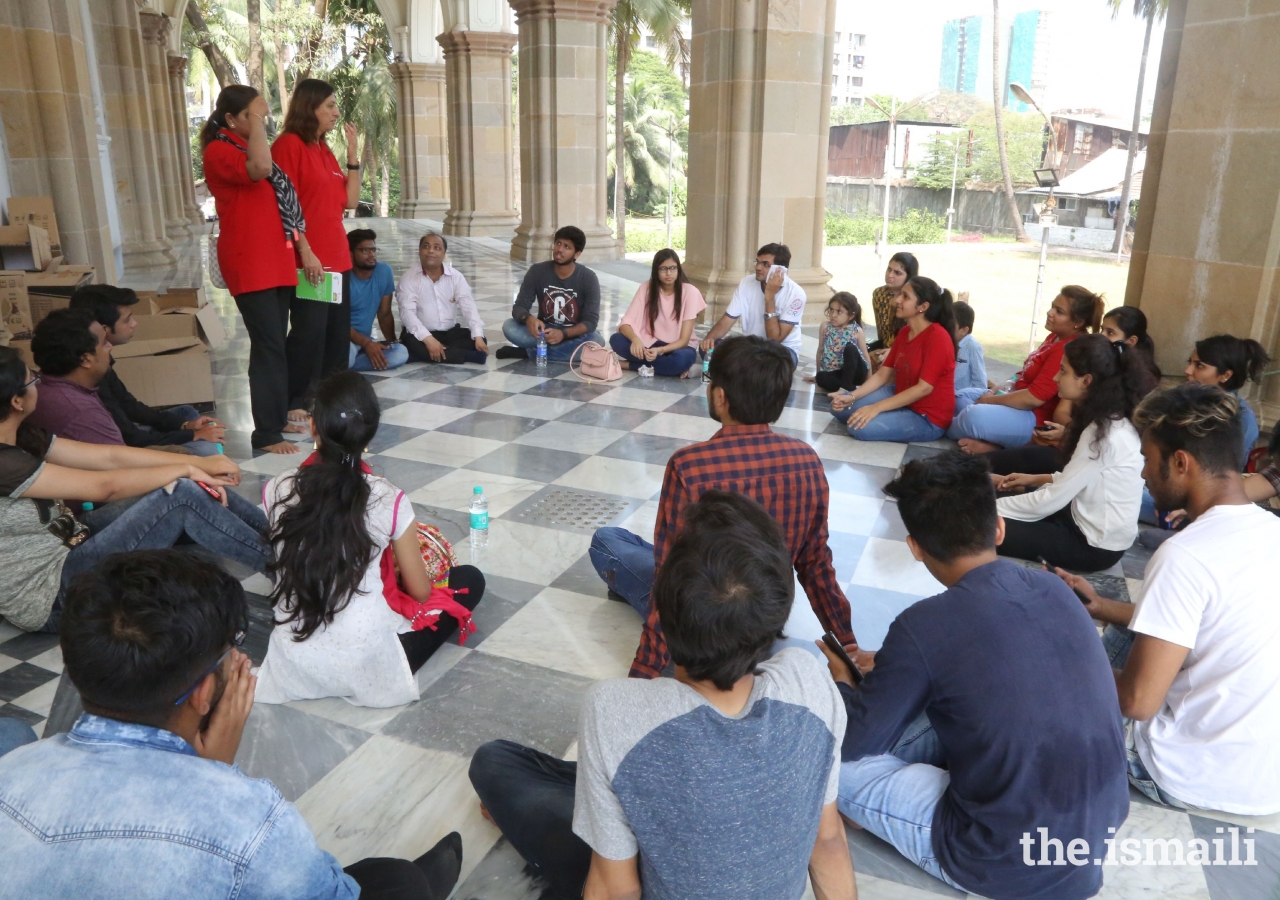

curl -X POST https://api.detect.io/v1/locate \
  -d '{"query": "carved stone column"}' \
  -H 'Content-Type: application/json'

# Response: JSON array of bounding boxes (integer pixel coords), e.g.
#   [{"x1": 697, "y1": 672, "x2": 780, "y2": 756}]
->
[
  {"x1": 438, "y1": 30, "x2": 518, "y2": 237},
  {"x1": 507, "y1": 0, "x2": 619, "y2": 263},
  {"x1": 167, "y1": 54, "x2": 204, "y2": 228},
  {"x1": 138, "y1": 9, "x2": 187, "y2": 236},
  {"x1": 390, "y1": 61, "x2": 450, "y2": 217}
]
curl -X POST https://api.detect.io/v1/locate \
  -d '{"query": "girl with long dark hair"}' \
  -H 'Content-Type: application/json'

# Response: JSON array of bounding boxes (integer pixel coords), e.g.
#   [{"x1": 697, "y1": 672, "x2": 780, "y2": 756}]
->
[
  {"x1": 867, "y1": 251, "x2": 918, "y2": 353},
  {"x1": 1100, "y1": 306, "x2": 1161, "y2": 394},
  {"x1": 829, "y1": 276, "x2": 957, "y2": 442},
  {"x1": 1185, "y1": 334, "x2": 1269, "y2": 469},
  {"x1": 255, "y1": 372, "x2": 485, "y2": 707},
  {"x1": 994, "y1": 334, "x2": 1148, "y2": 572},
  {"x1": 948, "y1": 285, "x2": 1104, "y2": 453},
  {"x1": 609, "y1": 249, "x2": 706, "y2": 377},
  {"x1": 202, "y1": 85, "x2": 324, "y2": 454}
]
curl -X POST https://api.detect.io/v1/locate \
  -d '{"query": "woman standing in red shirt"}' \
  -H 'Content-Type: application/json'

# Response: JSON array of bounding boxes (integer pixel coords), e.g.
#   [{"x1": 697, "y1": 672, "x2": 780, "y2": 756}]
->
[
  {"x1": 272, "y1": 79, "x2": 362, "y2": 425},
  {"x1": 201, "y1": 86, "x2": 324, "y2": 454},
  {"x1": 830, "y1": 277, "x2": 958, "y2": 442}
]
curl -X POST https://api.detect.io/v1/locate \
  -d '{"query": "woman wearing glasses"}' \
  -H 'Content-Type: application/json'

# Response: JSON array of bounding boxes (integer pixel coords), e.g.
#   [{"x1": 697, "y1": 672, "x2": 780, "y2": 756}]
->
[
  {"x1": 0, "y1": 347, "x2": 270, "y2": 634},
  {"x1": 609, "y1": 249, "x2": 706, "y2": 377}
]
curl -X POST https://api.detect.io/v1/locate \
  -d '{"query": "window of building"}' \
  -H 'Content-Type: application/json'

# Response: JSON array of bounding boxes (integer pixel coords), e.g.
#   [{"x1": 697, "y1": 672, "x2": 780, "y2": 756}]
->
[
  {"x1": 644, "y1": 34, "x2": 657, "y2": 48},
  {"x1": 833, "y1": 74, "x2": 839, "y2": 86},
  {"x1": 1073, "y1": 123, "x2": 1094, "y2": 155},
  {"x1": 833, "y1": 54, "x2": 840, "y2": 67},
  {"x1": 834, "y1": 32, "x2": 841, "y2": 42},
  {"x1": 852, "y1": 55, "x2": 865, "y2": 68},
  {"x1": 851, "y1": 77, "x2": 863, "y2": 87},
  {"x1": 1057, "y1": 197, "x2": 1078, "y2": 211},
  {"x1": 831, "y1": 95, "x2": 838, "y2": 106},
  {"x1": 854, "y1": 34, "x2": 866, "y2": 47}
]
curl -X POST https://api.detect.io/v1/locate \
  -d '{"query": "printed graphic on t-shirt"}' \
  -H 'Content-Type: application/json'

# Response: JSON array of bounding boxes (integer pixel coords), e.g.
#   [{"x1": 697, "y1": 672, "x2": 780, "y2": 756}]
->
[
  {"x1": 539, "y1": 287, "x2": 580, "y2": 326},
  {"x1": 781, "y1": 292, "x2": 805, "y2": 323}
]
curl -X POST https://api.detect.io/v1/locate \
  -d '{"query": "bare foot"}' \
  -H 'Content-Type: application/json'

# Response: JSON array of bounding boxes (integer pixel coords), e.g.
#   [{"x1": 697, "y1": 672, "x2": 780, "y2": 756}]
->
[
  {"x1": 262, "y1": 441, "x2": 301, "y2": 454},
  {"x1": 803, "y1": 375, "x2": 816, "y2": 383},
  {"x1": 479, "y1": 802, "x2": 494, "y2": 825},
  {"x1": 957, "y1": 438, "x2": 1001, "y2": 455},
  {"x1": 287, "y1": 408, "x2": 309, "y2": 423},
  {"x1": 282, "y1": 422, "x2": 310, "y2": 435}
]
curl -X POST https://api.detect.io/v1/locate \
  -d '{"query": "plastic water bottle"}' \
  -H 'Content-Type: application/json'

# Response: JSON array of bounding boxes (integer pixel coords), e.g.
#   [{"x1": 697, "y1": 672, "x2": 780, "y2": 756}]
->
[
  {"x1": 701, "y1": 346, "x2": 713, "y2": 383},
  {"x1": 469, "y1": 486, "x2": 489, "y2": 548},
  {"x1": 536, "y1": 333, "x2": 548, "y2": 370}
]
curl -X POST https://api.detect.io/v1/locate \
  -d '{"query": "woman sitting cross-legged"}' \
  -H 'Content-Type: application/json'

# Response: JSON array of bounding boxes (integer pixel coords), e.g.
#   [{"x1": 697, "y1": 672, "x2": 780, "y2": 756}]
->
[
  {"x1": 609, "y1": 249, "x2": 706, "y2": 377},
  {"x1": 993, "y1": 334, "x2": 1148, "y2": 572},
  {"x1": 0, "y1": 346, "x2": 269, "y2": 634},
  {"x1": 829, "y1": 276, "x2": 956, "y2": 443},
  {"x1": 255, "y1": 371, "x2": 485, "y2": 708}
]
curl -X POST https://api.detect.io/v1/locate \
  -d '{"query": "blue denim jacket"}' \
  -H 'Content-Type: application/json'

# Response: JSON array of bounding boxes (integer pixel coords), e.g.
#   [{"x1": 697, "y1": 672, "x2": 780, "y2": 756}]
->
[{"x1": 0, "y1": 714, "x2": 358, "y2": 899}]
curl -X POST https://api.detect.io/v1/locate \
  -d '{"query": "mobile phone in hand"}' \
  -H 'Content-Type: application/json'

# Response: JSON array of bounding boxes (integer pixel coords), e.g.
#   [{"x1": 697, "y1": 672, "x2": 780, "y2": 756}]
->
[
  {"x1": 1039, "y1": 556, "x2": 1092, "y2": 605},
  {"x1": 194, "y1": 481, "x2": 223, "y2": 502},
  {"x1": 821, "y1": 632, "x2": 864, "y2": 686}
]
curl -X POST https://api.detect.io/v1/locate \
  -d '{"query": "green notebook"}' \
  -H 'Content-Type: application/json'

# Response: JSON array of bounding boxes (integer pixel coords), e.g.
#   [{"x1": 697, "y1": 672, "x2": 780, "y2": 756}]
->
[{"x1": 296, "y1": 270, "x2": 342, "y2": 303}]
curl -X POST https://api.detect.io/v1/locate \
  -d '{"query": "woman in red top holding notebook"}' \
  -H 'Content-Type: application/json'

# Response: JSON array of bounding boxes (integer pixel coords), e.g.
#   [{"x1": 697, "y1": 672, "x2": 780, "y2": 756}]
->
[
  {"x1": 202, "y1": 85, "x2": 323, "y2": 454},
  {"x1": 272, "y1": 79, "x2": 362, "y2": 426}
]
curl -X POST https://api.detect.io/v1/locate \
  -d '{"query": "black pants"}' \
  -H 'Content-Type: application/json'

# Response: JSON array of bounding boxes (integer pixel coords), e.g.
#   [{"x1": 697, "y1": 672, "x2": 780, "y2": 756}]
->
[
  {"x1": 343, "y1": 832, "x2": 462, "y2": 900},
  {"x1": 401, "y1": 324, "x2": 487, "y2": 366},
  {"x1": 398, "y1": 566, "x2": 486, "y2": 672},
  {"x1": 997, "y1": 505, "x2": 1126, "y2": 572},
  {"x1": 986, "y1": 445, "x2": 1063, "y2": 477},
  {"x1": 468, "y1": 740, "x2": 590, "y2": 900},
  {"x1": 287, "y1": 268, "x2": 352, "y2": 409},
  {"x1": 234, "y1": 286, "x2": 294, "y2": 448},
  {"x1": 814, "y1": 343, "x2": 870, "y2": 393}
]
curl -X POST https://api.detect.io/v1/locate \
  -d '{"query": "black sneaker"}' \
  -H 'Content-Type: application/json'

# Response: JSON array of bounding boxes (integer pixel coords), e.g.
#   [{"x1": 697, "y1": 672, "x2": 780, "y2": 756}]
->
[{"x1": 495, "y1": 345, "x2": 527, "y2": 360}]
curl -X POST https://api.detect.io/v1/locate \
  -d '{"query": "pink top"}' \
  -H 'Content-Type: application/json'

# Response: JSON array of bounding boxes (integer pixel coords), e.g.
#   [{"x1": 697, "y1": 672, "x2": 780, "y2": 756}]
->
[{"x1": 619, "y1": 282, "x2": 707, "y2": 348}]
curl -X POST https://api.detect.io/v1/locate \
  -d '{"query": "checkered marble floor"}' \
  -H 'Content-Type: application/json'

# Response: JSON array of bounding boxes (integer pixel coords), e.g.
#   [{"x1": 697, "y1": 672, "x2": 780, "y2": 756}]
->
[{"x1": 4, "y1": 219, "x2": 1277, "y2": 899}]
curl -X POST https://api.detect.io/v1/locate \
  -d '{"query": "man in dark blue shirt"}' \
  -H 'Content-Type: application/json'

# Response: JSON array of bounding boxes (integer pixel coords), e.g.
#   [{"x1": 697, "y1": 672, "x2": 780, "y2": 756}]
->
[{"x1": 821, "y1": 451, "x2": 1128, "y2": 900}]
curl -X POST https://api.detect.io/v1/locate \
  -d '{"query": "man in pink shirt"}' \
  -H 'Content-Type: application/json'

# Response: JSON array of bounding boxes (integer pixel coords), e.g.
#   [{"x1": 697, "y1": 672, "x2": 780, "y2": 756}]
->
[{"x1": 395, "y1": 232, "x2": 488, "y2": 365}]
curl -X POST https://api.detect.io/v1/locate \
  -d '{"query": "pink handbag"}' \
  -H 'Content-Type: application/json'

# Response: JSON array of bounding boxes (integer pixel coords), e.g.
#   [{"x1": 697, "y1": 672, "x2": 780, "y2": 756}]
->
[{"x1": 570, "y1": 340, "x2": 623, "y2": 382}]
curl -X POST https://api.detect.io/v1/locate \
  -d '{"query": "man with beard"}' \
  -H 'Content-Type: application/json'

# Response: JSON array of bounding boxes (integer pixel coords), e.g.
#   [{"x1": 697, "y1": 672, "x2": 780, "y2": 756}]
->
[
  {"x1": 585, "y1": 335, "x2": 858, "y2": 678},
  {"x1": 496, "y1": 225, "x2": 603, "y2": 361},
  {"x1": 1054, "y1": 383, "x2": 1280, "y2": 816},
  {"x1": 346, "y1": 229, "x2": 409, "y2": 372}
]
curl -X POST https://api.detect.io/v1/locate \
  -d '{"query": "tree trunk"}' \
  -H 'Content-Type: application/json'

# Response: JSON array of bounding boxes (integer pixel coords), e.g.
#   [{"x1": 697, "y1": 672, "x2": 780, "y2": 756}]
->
[
  {"x1": 185, "y1": 3, "x2": 236, "y2": 89},
  {"x1": 1113, "y1": 12, "x2": 1153, "y2": 255},
  {"x1": 274, "y1": 41, "x2": 290, "y2": 117},
  {"x1": 991, "y1": 0, "x2": 1029, "y2": 242},
  {"x1": 246, "y1": 0, "x2": 266, "y2": 97},
  {"x1": 613, "y1": 29, "x2": 630, "y2": 253},
  {"x1": 380, "y1": 155, "x2": 391, "y2": 217}
]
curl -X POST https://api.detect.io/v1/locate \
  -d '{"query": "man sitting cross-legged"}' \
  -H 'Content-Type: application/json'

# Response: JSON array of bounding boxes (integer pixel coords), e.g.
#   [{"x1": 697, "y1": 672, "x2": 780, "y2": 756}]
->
[
  {"x1": 395, "y1": 231, "x2": 488, "y2": 366},
  {"x1": 822, "y1": 450, "x2": 1129, "y2": 899},
  {"x1": 589, "y1": 334, "x2": 857, "y2": 678},
  {"x1": 1055, "y1": 383, "x2": 1280, "y2": 815},
  {"x1": 496, "y1": 225, "x2": 604, "y2": 361},
  {"x1": 346, "y1": 228, "x2": 410, "y2": 372},
  {"x1": 0, "y1": 550, "x2": 463, "y2": 900},
  {"x1": 470, "y1": 491, "x2": 857, "y2": 900}
]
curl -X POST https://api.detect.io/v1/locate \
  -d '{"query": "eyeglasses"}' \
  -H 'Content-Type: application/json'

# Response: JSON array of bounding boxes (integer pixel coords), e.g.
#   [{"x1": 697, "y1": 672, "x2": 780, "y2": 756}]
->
[
  {"x1": 21, "y1": 373, "x2": 41, "y2": 390},
  {"x1": 657, "y1": 265, "x2": 679, "y2": 274},
  {"x1": 173, "y1": 630, "x2": 246, "y2": 706}
]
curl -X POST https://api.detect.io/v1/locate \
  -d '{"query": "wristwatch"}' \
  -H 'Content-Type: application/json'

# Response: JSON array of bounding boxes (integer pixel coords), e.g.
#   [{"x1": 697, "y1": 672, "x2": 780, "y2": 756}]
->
[{"x1": 764, "y1": 312, "x2": 780, "y2": 320}]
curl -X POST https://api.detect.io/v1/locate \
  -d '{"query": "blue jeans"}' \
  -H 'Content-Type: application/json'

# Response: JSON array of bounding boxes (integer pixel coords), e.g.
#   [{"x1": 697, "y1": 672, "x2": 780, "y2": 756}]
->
[
  {"x1": 348, "y1": 341, "x2": 410, "y2": 372},
  {"x1": 589, "y1": 527, "x2": 655, "y2": 617},
  {"x1": 946, "y1": 388, "x2": 1038, "y2": 447},
  {"x1": 0, "y1": 718, "x2": 38, "y2": 757},
  {"x1": 501, "y1": 318, "x2": 605, "y2": 362},
  {"x1": 608, "y1": 333, "x2": 697, "y2": 377},
  {"x1": 1125, "y1": 720, "x2": 1193, "y2": 810},
  {"x1": 837, "y1": 714, "x2": 966, "y2": 891},
  {"x1": 832, "y1": 384, "x2": 945, "y2": 443}
]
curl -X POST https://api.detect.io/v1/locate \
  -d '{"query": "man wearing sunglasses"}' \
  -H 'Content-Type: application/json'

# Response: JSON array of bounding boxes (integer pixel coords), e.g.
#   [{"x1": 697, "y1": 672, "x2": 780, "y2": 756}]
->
[{"x1": 0, "y1": 550, "x2": 463, "y2": 899}]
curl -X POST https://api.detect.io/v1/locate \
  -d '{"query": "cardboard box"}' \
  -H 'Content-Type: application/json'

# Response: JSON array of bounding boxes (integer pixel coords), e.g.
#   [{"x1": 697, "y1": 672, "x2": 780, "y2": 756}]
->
[
  {"x1": 132, "y1": 287, "x2": 224, "y2": 349},
  {"x1": 27, "y1": 293, "x2": 70, "y2": 329},
  {"x1": 0, "y1": 271, "x2": 32, "y2": 336},
  {"x1": 136, "y1": 286, "x2": 206, "y2": 312},
  {"x1": 0, "y1": 225, "x2": 52, "y2": 272},
  {"x1": 7, "y1": 197, "x2": 59, "y2": 248},
  {"x1": 112, "y1": 338, "x2": 214, "y2": 406},
  {"x1": 25, "y1": 265, "x2": 93, "y2": 295},
  {"x1": 7, "y1": 338, "x2": 33, "y2": 369}
]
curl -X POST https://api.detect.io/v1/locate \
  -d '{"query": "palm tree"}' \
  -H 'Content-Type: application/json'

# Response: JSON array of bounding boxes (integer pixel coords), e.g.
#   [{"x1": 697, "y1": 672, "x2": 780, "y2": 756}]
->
[
  {"x1": 607, "y1": 76, "x2": 685, "y2": 216},
  {"x1": 609, "y1": 0, "x2": 689, "y2": 252},
  {"x1": 991, "y1": 0, "x2": 1029, "y2": 241},
  {"x1": 350, "y1": 55, "x2": 398, "y2": 215},
  {"x1": 1108, "y1": 0, "x2": 1167, "y2": 255}
]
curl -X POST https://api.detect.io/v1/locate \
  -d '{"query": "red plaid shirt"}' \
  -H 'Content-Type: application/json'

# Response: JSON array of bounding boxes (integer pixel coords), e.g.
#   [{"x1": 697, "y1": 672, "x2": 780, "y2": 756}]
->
[{"x1": 629, "y1": 423, "x2": 857, "y2": 678}]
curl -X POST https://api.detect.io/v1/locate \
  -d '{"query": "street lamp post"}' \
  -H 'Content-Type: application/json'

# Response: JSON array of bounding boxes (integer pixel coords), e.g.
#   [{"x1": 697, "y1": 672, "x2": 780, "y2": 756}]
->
[
  {"x1": 1009, "y1": 82, "x2": 1062, "y2": 353},
  {"x1": 866, "y1": 91, "x2": 935, "y2": 262},
  {"x1": 946, "y1": 131, "x2": 977, "y2": 244}
]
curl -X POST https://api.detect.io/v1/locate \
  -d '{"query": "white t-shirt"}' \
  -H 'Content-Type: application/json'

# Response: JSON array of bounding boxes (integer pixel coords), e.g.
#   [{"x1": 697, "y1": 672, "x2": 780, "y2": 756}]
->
[
  {"x1": 1130, "y1": 503, "x2": 1280, "y2": 814},
  {"x1": 255, "y1": 471, "x2": 419, "y2": 709},
  {"x1": 725, "y1": 273, "x2": 805, "y2": 358}
]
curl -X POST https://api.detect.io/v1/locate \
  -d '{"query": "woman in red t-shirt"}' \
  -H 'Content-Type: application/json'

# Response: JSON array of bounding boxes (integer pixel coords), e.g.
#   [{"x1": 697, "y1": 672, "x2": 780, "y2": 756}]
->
[
  {"x1": 201, "y1": 86, "x2": 324, "y2": 454},
  {"x1": 272, "y1": 79, "x2": 362, "y2": 424},
  {"x1": 947, "y1": 285, "x2": 1104, "y2": 453},
  {"x1": 830, "y1": 277, "x2": 957, "y2": 442}
]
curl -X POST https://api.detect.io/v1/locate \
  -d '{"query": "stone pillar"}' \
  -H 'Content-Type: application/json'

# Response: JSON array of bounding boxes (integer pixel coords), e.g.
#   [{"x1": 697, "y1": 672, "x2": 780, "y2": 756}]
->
[
  {"x1": 683, "y1": 0, "x2": 836, "y2": 319},
  {"x1": 390, "y1": 61, "x2": 450, "y2": 217},
  {"x1": 438, "y1": 30, "x2": 519, "y2": 237},
  {"x1": 1127, "y1": 0, "x2": 1280, "y2": 428},
  {"x1": 168, "y1": 54, "x2": 203, "y2": 228},
  {"x1": 138, "y1": 9, "x2": 186, "y2": 237},
  {"x1": 508, "y1": 0, "x2": 619, "y2": 263}
]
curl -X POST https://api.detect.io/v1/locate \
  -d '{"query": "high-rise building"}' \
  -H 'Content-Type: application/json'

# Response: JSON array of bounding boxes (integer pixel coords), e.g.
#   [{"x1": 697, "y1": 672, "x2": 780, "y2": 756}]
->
[
  {"x1": 830, "y1": 0, "x2": 871, "y2": 108},
  {"x1": 940, "y1": 15, "x2": 985, "y2": 96},
  {"x1": 938, "y1": 10, "x2": 1051, "y2": 110}
]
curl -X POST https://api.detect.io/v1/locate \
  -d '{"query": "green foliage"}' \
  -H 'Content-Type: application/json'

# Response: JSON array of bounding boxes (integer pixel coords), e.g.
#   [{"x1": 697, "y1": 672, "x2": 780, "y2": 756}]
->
[
  {"x1": 913, "y1": 132, "x2": 975, "y2": 191},
  {"x1": 824, "y1": 208, "x2": 947, "y2": 246},
  {"x1": 965, "y1": 110, "x2": 1044, "y2": 185},
  {"x1": 607, "y1": 73, "x2": 686, "y2": 217},
  {"x1": 190, "y1": 130, "x2": 205, "y2": 182},
  {"x1": 829, "y1": 95, "x2": 894, "y2": 126},
  {"x1": 625, "y1": 223, "x2": 686, "y2": 253}
]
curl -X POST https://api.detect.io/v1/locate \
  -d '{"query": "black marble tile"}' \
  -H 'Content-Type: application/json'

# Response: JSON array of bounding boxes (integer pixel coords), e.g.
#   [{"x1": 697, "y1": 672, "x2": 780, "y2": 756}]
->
[
  {"x1": 436, "y1": 411, "x2": 548, "y2": 442},
  {"x1": 424, "y1": 385, "x2": 512, "y2": 410},
  {"x1": 901, "y1": 443, "x2": 951, "y2": 465},
  {"x1": 662, "y1": 392, "x2": 710, "y2": 418},
  {"x1": 598, "y1": 432, "x2": 694, "y2": 466},
  {"x1": 519, "y1": 378, "x2": 617, "y2": 402},
  {"x1": 0, "y1": 662, "x2": 60, "y2": 702},
  {"x1": 549, "y1": 551, "x2": 612, "y2": 601},
  {"x1": 0, "y1": 631, "x2": 61, "y2": 662},
  {"x1": 365, "y1": 455, "x2": 454, "y2": 492},
  {"x1": 1192, "y1": 814, "x2": 1280, "y2": 899},
  {"x1": 233, "y1": 703, "x2": 372, "y2": 802},
  {"x1": 366, "y1": 423, "x2": 429, "y2": 454},
  {"x1": 615, "y1": 373, "x2": 702, "y2": 394},
  {"x1": 498, "y1": 358, "x2": 572, "y2": 378},
  {"x1": 555, "y1": 403, "x2": 658, "y2": 431},
  {"x1": 401, "y1": 365, "x2": 492, "y2": 385},
  {"x1": 409, "y1": 503, "x2": 472, "y2": 545},
  {"x1": 468, "y1": 444, "x2": 590, "y2": 483},
  {"x1": 242, "y1": 590, "x2": 277, "y2": 667},
  {"x1": 0, "y1": 704, "x2": 43, "y2": 728},
  {"x1": 868, "y1": 503, "x2": 910, "y2": 542}
]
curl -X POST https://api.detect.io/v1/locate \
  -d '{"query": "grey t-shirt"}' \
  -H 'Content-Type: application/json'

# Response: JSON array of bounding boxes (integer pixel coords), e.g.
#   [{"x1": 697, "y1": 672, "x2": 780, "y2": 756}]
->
[
  {"x1": 0, "y1": 430, "x2": 69, "y2": 631},
  {"x1": 573, "y1": 649, "x2": 845, "y2": 900},
  {"x1": 511, "y1": 260, "x2": 601, "y2": 333}
]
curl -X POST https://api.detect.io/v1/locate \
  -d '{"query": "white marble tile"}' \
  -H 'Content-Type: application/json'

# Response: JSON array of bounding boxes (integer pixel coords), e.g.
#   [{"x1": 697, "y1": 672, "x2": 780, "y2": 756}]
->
[
  {"x1": 461, "y1": 371, "x2": 551, "y2": 394},
  {"x1": 240, "y1": 572, "x2": 274, "y2": 596},
  {"x1": 0, "y1": 622, "x2": 21, "y2": 643},
  {"x1": 586, "y1": 386, "x2": 680, "y2": 412},
  {"x1": 812, "y1": 434, "x2": 908, "y2": 469},
  {"x1": 849, "y1": 872, "x2": 957, "y2": 899},
  {"x1": 478, "y1": 587, "x2": 642, "y2": 680},
  {"x1": 240, "y1": 451, "x2": 309, "y2": 477},
  {"x1": 632, "y1": 412, "x2": 721, "y2": 442},
  {"x1": 1093, "y1": 802, "x2": 1211, "y2": 899},
  {"x1": 381, "y1": 431, "x2": 507, "y2": 468},
  {"x1": 849, "y1": 537, "x2": 944, "y2": 597},
  {"x1": 10, "y1": 677, "x2": 61, "y2": 718},
  {"x1": 371, "y1": 378, "x2": 448, "y2": 401},
  {"x1": 515, "y1": 421, "x2": 629, "y2": 456},
  {"x1": 557, "y1": 368, "x2": 639, "y2": 385},
  {"x1": 1125, "y1": 577, "x2": 1145, "y2": 600},
  {"x1": 827, "y1": 491, "x2": 886, "y2": 536},
  {"x1": 410, "y1": 469, "x2": 544, "y2": 517},
  {"x1": 773, "y1": 405, "x2": 832, "y2": 434},
  {"x1": 26, "y1": 646, "x2": 63, "y2": 674},
  {"x1": 0, "y1": 654, "x2": 20, "y2": 675},
  {"x1": 295, "y1": 736, "x2": 500, "y2": 887},
  {"x1": 377, "y1": 400, "x2": 474, "y2": 431},
  {"x1": 453, "y1": 519, "x2": 592, "y2": 585},
  {"x1": 617, "y1": 499, "x2": 661, "y2": 544},
  {"x1": 554, "y1": 456, "x2": 667, "y2": 500},
  {"x1": 484, "y1": 394, "x2": 583, "y2": 421}
]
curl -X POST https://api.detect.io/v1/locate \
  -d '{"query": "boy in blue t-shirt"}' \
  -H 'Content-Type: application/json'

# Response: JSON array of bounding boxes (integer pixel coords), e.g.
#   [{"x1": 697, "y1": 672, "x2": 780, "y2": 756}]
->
[
  {"x1": 347, "y1": 229, "x2": 408, "y2": 372},
  {"x1": 953, "y1": 300, "x2": 988, "y2": 393}
]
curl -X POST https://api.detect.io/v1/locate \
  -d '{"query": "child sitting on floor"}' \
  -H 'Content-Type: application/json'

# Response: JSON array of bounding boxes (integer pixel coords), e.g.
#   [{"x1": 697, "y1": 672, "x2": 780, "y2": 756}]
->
[
  {"x1": 805, "y1": 291, "x2": 869, "y2": 392},
  {"x1": 953, "y1": 301, "x2": 988, "y2": 393}
]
